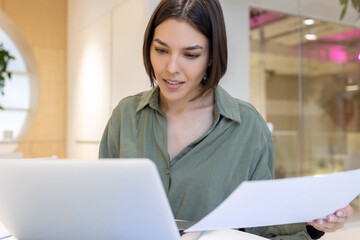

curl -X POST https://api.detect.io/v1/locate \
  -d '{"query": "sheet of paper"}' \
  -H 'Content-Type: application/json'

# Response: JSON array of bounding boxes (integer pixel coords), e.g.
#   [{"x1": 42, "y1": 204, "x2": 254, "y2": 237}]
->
[
  {"x1": 186, "y1": 169, "x2": 360, "y2": 232},
  {"x1": 0, "y1": 222, "x2": 13, "y2": 239}
]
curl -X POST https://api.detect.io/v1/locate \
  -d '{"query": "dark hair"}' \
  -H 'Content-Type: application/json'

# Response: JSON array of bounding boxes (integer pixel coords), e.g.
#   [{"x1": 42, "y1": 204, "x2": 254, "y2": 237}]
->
[{"x1": 143, "y1": 0, "x2": 227, "y2": 95}]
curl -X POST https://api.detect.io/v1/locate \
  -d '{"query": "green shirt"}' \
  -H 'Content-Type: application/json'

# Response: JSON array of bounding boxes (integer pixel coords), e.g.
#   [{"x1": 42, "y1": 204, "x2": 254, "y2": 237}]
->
[{"x1": 99, "y1": 86, "x2": 313, "y2": 239}]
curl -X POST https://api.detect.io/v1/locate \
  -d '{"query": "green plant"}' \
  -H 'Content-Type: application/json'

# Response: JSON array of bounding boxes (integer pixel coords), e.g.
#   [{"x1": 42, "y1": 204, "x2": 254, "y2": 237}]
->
[
  {"x1": 339, "y1": 0, "x2": 360, "y2": 20},
  {"x1": 0, "y1": 43, "x2": 15, "y2": 110}
]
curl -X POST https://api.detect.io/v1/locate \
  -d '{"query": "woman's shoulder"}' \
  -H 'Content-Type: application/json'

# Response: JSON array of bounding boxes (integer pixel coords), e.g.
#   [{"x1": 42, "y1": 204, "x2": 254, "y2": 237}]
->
[
  {"x1": 233, "y1": 97, "x2": 257, "y2": 112},
  {"x1": 235, "y1": 101, "x2": 268, "y2": 133},
  {"x1": 216, "y1": 86, "x2": 263, "y2": 122}
]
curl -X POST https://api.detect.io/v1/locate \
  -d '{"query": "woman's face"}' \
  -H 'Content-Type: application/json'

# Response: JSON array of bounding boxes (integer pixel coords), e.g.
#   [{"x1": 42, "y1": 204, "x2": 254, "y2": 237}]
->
[{"x1": 150, "y1": 18, "x2": 211, "y2": 104}]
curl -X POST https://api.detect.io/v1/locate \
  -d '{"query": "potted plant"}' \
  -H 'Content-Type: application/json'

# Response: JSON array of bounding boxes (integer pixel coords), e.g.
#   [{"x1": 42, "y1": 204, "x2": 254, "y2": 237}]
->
[
  {"x1": 339, "y1": 0, "x2": 360, "y2": 20},
  {"x1": 0, "y1": 43, "x2": 15, "y2": 110}
]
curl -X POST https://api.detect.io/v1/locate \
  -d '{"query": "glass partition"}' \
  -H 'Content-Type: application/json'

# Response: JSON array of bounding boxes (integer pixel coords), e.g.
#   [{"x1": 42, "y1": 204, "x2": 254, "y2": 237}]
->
[{"x1": 250, "y1": 8, "x2": 360, "y2": 221}]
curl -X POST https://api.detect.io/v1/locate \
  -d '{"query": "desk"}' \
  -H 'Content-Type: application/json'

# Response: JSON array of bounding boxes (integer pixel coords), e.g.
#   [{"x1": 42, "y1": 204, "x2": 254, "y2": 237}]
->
[
  {"x1": 2, "y1": 222, "x2": 267, "y2": 240},
  {"x1": 182, "y1": 229, "x2": 268, "y2": 240},
  {"x1": 322, "y1": 221, "x2": 360, "y2": 240}
]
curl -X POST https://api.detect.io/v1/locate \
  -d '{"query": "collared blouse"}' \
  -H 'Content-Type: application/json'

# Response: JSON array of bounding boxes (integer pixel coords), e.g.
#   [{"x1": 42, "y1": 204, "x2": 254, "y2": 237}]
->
[{"x1": 99, "y1": 86, "x2": 312, "y2": 239}]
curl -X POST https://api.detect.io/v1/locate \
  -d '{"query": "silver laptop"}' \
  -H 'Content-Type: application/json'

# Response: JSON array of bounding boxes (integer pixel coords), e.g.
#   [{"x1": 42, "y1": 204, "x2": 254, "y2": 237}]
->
[{"x1": 0, "y1": 159, "x2": 181, "y2": 240}]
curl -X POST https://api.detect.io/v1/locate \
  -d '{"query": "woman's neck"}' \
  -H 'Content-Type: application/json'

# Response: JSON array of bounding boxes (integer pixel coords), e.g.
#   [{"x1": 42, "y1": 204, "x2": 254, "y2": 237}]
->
[{"x1": 159, "y1": 89, "x2": 215, "y2": 115}]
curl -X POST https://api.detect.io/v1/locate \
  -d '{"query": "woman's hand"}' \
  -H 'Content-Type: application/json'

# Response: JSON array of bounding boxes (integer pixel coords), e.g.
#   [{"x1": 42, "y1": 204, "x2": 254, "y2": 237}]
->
[{"x1": 307, "y1": 204, "x2": 354, "y2": 232}]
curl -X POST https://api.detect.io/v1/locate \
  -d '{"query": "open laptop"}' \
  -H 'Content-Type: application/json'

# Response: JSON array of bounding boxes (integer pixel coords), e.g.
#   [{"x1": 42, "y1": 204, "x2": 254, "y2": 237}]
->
[{"x1": 0, "y1": 159, "x2": 181, "y2": 240}]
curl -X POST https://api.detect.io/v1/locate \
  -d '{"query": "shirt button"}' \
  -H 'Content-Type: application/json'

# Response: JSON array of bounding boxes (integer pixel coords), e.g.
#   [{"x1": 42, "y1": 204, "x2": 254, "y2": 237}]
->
[{"x1": 166, "y1": 169, "x2": 170, "y2": 175}]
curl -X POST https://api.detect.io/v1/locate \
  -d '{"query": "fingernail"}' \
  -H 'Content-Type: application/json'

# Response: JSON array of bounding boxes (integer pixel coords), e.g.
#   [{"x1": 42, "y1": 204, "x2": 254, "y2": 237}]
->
[
  {"x1": 337, "y1": 211, "x2": 343, "y2": 217},
  {"x1": 329, "y1": 215, "x2": 335, "y2": 221}
]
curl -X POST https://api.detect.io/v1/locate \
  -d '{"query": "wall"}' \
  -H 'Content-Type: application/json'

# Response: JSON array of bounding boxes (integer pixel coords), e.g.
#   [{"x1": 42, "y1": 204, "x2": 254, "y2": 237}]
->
[
  {"x1": 219, "y1": 0, "x2": 249, "y2": 101},
  {"x1": 0, "y1": 0, "x2": 67, "y2": 158},
  {"x1": 67, "y1": 0, "x2": 150, "y2": 159}
]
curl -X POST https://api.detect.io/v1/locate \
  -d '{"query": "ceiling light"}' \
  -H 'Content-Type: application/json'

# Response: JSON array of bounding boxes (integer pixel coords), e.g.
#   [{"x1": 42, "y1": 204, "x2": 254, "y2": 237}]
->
[
  {"x1": 305, "y1": 34, "x2": 317, "y2": 40},
  {"x1": 303, "y1": 19, "x2": 315, "y2": 25},
  {"x1": 358, "y1": 53, "x2": 360, "y2": 61},
  {"x1": 345, "y1": 85, "x2": 360, "y2": 91}
]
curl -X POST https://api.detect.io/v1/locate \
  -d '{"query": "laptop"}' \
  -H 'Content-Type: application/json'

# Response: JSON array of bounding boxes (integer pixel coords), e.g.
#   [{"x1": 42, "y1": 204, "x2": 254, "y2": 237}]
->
[{"x1": 0, "y1": 159, "x2": 181, "y2": 240}]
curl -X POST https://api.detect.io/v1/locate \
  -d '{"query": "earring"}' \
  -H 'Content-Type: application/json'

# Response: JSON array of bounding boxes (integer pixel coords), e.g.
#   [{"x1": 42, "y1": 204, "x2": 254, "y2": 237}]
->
[
  {"x1": 201, "y1": 72, "x2": 208, "y2": 85},
  {"x1": 203, "y1": 72, "x2": 207, "y2": 81}
]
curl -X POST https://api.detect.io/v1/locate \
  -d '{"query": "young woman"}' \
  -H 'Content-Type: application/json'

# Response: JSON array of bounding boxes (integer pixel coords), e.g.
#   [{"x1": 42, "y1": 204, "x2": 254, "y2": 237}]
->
[{"x1": 99, "y1": 0, "x2": 353, "y2": 239}]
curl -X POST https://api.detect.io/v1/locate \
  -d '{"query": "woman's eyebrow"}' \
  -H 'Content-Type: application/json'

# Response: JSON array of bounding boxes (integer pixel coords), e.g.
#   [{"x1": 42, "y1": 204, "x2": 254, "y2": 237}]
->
[
  {"x1": 183, "y1": 45, "x2": 203, "y2": 51},
  {"x1": 153, "y1": 38, "x2": 204, "y2": 51},
  {"x1": 153, "y1": 38, "x2": 168, "y2": 47}
]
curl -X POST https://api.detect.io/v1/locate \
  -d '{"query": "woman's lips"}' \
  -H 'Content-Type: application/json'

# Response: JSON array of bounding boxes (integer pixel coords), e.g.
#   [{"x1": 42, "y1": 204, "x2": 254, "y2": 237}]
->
[{"x1": 163, "y1": 79, "x2": 184, "y2": 89}]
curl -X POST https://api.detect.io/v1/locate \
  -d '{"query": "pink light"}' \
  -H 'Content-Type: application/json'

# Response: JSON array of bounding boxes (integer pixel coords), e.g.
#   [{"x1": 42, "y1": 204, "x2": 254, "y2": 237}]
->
[
  {"x1": 329, "y1": 46, "x2": 347, "y2": 63},
  {"x1": 250, "y1": 12, "x2": 285, "y2": 29},
  {"x1": 323, "y1": 29, "x2": 360, "y2": 41},
  {"x1": 358, "y1": 53, "x2": 360, "y2": 61}
]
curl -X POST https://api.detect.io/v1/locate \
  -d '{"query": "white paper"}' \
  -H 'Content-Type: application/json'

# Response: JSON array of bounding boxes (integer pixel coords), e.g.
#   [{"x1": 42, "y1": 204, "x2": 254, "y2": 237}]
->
[
  {"x1": 0, "y1": 222, "x2": 13, "y2": 239},
  {"x1": 186, "y1": 169, "x2": 360, "y2": 232}
]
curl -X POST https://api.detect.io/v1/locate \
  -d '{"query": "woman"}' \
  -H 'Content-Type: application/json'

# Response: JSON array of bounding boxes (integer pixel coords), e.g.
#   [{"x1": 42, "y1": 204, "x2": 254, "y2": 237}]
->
[{"x1": 99, "y1": 0, "x2": 353, "y2": 239}]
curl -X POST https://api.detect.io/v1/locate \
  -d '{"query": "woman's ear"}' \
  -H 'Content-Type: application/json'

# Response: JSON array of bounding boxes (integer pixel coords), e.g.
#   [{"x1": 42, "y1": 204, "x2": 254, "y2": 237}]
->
[{"x1": 208, "y1": 57, "x2": 213, "y2": 66}]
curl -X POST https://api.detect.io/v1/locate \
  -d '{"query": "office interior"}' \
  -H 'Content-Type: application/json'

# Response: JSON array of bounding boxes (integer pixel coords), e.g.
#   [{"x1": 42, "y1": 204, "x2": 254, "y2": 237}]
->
[{"x1": 0, "y1": 0, "x2": 359, "y2": 239}]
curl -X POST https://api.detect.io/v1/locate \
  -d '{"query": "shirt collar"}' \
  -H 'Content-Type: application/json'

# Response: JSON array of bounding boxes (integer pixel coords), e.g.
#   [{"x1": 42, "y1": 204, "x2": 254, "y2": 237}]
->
[
  {"x1": 215, "y1": 86, "x2": 241, "y2": 123},
  {"x1": 136, "y1": 85, "x2": 241, "y2": 123},
  {"x1": 136, "y1": 86, "x2": 161, "y2": 113}
]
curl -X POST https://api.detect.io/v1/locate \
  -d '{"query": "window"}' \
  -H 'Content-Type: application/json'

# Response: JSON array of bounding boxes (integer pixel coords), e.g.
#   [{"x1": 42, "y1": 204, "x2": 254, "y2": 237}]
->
[{"x1": 0, "y1": 12, "x2": 39, "y2": 152}]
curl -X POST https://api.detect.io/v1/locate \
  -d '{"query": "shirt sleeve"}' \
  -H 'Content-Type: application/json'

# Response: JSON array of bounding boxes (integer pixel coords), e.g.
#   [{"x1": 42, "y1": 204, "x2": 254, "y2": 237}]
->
[
  {"x1": 306, "y1": 225, "x2": 325, "y2": 239},
  {"x1": 248, "y1": 122, "x2": 276, "y2": 181},
  {"x1": 98, "y1": 113, "x2": 120, "y2": 158},
  {"x1": 246, "y1": 223, "x2": 314, "y2": 240},
  {"x1": 244, "y1": 116, "x2": 315, "y2": 239}
]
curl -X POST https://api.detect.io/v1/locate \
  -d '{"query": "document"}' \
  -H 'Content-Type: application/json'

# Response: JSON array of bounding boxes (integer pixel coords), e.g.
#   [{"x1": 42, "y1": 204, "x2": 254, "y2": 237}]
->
[
  {"x1": 186, "y1": 169, "x2": 360, "y2": 232},
  {"x1": 0, "y1": 222, "x2": 12, "y2": 240}
]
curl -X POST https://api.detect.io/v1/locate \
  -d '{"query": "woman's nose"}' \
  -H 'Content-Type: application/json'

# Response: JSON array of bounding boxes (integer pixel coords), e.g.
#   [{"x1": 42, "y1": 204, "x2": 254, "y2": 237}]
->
[{"x1": 166, "y1": 55, "x2": 180, "y2": 74}]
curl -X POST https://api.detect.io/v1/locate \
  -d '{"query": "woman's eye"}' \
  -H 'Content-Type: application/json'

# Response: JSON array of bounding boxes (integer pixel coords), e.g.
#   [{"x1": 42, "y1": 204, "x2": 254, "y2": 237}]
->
[
  {"x1": 185, "y1": 53, "x2": 199, "y2": 59},
  {"x1": 155, "y1": 48, "x2": 167, "y2": 54}
]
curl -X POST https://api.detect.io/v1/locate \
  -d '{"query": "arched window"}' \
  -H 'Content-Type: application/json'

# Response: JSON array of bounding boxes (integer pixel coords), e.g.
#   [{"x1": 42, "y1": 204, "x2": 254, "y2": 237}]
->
[{"x1": 0, "y1": 12, "x2": 39, "y2": 152}]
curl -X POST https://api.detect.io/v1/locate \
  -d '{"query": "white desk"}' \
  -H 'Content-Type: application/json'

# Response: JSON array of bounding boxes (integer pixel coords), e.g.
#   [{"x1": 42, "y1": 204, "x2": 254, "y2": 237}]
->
[
  {"x1": 182, "y1": 229, "x2": 268, "y2": 240},
  {"x1": 2, "y1": 222, "x2": 268, "y2": 240},
  {"x1": 1, "y1": 224, "x2": 267, "y2": 240}
]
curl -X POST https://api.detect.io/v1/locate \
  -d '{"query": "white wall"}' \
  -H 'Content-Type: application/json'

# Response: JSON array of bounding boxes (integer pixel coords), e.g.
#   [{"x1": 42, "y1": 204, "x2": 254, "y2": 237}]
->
[
  {"x1": 68, "y1": 0, "x2": 155, "y2": 159},
  {"x1": 68, "y1": 12, "x2": 112, "y2": 159},
  {"x1": 67, "y1": 0, "x2": 122, "y2": 158},
  {"x1": 219, "y1": 0, "x2": 250, "y2": 101},
  {"x1": 111, "y1": 0, "x2": 151, "y2": 107}
]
